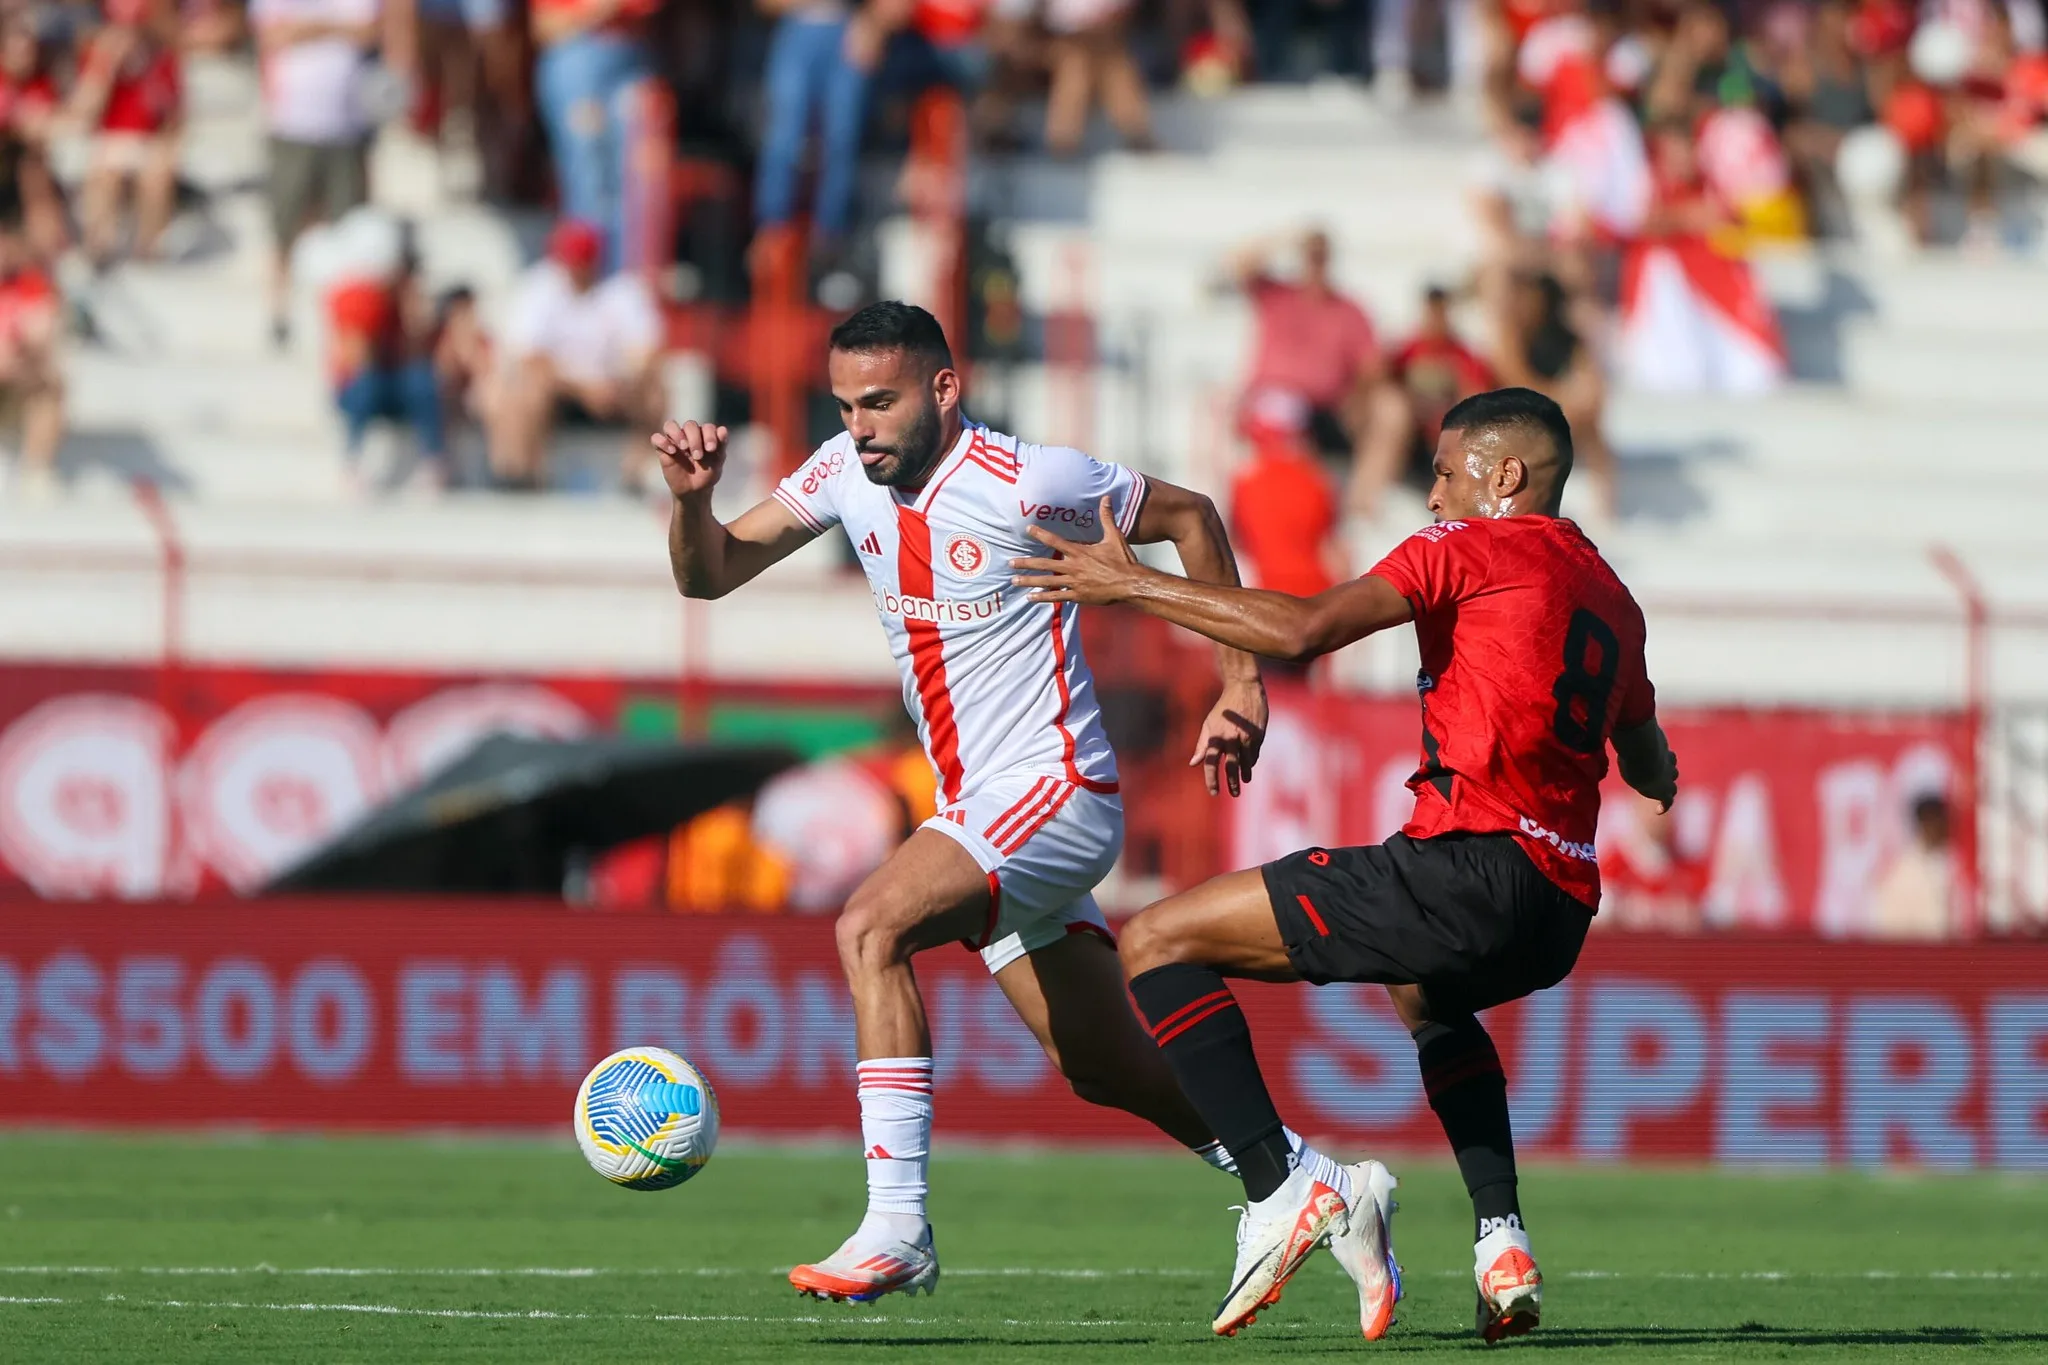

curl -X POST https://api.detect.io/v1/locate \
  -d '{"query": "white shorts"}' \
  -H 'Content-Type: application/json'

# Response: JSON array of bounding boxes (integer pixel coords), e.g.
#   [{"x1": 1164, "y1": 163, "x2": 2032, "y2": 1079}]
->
[{"x1": 922, "y1": 772, "x2": 1124, "y2": 975}]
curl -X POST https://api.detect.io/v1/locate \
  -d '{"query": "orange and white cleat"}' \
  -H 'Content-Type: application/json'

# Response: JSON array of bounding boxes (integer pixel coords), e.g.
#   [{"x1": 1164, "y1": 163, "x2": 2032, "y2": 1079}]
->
[
  {"x1": 1474, "y1": 1221, "x2": 1542, "y2": 1343},
  {"x1": 789, "y1": 1224, "x2": 938, "y2": 1304},
  {"x1": 1327, "y1": 1160, "x2": 1401, "y2": 1341},
  {"x1": 1211, "y1": 1167, "x2": 1348, "y2": 1337}
]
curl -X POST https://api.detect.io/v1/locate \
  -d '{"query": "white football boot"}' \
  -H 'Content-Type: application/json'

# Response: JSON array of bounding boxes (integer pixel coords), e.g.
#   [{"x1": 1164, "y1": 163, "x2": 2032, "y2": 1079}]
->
[
  {"x1": 1474, "y1": 1220, "x2": 1542, "y2": 1342},
  {"x1": 1326, "y1": 1160, "x2": 1401, "y2": 1340},
  {"x1": 789, "y1": 1221, "x2": 939, "y2": 1303},
  {"x1": 1211, "y1": 1165, "x2": 1348, "y2": 1337}
]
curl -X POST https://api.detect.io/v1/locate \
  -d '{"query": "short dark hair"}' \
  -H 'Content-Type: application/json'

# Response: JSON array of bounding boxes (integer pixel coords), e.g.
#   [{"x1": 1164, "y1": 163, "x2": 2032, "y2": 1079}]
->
[
  {"x1": 1440, "y1": 387, "x2": 1574, "y2": 478},
  {"x1": 829, "y1": 300, "x2": 953, "y2": 371}
]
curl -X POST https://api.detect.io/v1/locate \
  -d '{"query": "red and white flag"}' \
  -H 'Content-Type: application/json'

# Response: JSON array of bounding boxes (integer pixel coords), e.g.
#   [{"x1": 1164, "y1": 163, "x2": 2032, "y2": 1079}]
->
[{"x1": 1618, "y1": 236, "x2": 1787, "y2": 395}]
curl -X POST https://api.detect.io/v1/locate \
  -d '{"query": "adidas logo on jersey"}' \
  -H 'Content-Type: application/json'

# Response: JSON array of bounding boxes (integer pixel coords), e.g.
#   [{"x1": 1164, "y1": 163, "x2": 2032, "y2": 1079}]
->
[{"x1": 858, "y1": 532, "x2": 882, "y2": 556}]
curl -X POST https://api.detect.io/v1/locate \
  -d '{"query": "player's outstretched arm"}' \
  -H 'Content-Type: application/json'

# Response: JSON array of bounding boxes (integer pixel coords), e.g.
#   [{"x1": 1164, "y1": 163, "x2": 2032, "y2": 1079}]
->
[
  {"x1": 1013, "y1": 497, "x2": 1414, "y2": 663},
  {"x1": 1613, "y1": 717, "x2": 1680, "y2": 813},
  {"x1": 655, "y1": 420, "x2": 818, "y2": 599},
  {"x1": 1126, "y1": 477, "x2": 1267, "y2": 796}
]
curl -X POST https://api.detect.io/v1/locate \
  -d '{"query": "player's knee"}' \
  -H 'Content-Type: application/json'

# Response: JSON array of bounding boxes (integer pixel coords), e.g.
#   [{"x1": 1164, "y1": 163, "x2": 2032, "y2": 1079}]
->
[
  {"x1": 1116, "y1": 902, "x2": 1190, "y2": 978},
  {"x1": 1043, "y1": 1041, "x2": 1127, "y2": 1111},
  {"x1": 834, "y1": 890, "x2": 912, "y2": 976}
]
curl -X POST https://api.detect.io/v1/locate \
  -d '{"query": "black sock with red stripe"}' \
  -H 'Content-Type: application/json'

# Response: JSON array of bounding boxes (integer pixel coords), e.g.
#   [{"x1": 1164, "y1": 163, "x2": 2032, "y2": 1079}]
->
[
  {"x1": 1413, "y1": 1015, "x2": 1521, "y2": 1241},
  {"x1": 1129, "y1": 963, "x2": 1293, "y2": 1202}
]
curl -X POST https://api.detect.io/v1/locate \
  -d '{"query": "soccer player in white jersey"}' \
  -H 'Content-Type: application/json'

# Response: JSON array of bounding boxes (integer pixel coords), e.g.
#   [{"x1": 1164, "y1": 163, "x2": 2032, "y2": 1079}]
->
[{"x1": 653, "y1": 302, "x2": 1345, "y2": 1303}]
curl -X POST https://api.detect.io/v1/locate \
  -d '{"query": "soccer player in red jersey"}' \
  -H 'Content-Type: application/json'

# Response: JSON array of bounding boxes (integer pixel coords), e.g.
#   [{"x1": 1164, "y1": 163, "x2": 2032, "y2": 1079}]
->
[{"x1": 1013, "y1": 388, "x2": 1679, "y2": 1343}]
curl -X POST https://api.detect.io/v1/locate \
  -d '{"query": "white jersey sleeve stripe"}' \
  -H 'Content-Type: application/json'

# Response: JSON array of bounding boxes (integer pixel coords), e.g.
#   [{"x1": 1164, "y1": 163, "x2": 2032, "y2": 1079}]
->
[
  {"x1": 772, "y1": 485, "x2": 828, "y2": 534},
  {"x1": 1117, "y1": 473, "x2": 1150, "y2": 537}
]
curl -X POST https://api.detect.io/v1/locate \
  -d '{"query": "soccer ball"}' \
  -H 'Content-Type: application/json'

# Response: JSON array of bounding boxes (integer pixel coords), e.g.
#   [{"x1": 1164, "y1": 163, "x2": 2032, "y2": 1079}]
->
[{"x1": 574, "y1": 1047, "x2": 720, "y2": 1190}]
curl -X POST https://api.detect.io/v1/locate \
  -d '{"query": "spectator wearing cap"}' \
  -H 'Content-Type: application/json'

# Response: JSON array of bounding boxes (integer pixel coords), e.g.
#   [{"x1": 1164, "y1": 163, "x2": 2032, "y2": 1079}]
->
[
  {"x1": 1349, "y1": 284, "x2": 1494, "y2": 520},
  {"x1": 70, "y1": 0, "x2": 183, "y2": 268},
  {"x1": 252, "y1": 0, "x2": 382, "y2": 348},
  {"x1": 532, "y1": 0, "x2": 667, "y2": 272},
  {"x1": 0, "y1": 202, "x2": 64, "y2": 498},
  {"x1": 327, "y1": 211, "x2": 449, "y2": 495},
  {"x1": 1226, "y1": 227, "x2": 1405, "y2": 511},
  {"x1": 488, "y1": 219, "x2": 667, "y2": 491}
]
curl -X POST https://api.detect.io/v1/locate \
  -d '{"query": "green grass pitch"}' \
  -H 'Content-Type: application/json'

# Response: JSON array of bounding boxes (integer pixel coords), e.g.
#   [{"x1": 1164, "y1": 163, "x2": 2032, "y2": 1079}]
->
[{"x1": 1, "y1": 1134, "x2": 2044, "y2": 1362}]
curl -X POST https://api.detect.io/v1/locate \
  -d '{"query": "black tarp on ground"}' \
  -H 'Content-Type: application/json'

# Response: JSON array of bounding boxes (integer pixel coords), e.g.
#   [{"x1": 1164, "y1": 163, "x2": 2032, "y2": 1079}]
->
[{"x1": 262, "y1": 735, "x2": 798, "y2": 895}]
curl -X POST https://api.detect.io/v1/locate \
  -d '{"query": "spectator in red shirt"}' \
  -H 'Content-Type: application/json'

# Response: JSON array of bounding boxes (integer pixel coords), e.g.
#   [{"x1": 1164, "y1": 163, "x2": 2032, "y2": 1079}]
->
[
  {"x1": 1229, "y1": 227, "x2": 1405, "y2": 513},
  {"x1": 1227, "y1": 393, "x2": 1347, "y2": 678},
  {"x1": 0, "y1": 18, "x2": 68, "y2": 261},
  {"x1": 71, "y1": 0, "x2": 184, "y2": 267},
  {"x1": 0, "y1": 204, "x2": 65, "y2": 498},
  {"x1": 1350, "y1": 285, "x2": 1495, "y2": 520}
]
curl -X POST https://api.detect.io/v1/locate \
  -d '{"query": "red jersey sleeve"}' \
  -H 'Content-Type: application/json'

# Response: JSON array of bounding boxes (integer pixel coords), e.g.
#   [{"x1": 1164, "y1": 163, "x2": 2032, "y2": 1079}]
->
[
  {"x1": 1615, "y1": 632, "x2": 1657, "y2": 730},
  {"x1": 1367, "y1": 520, "x2": 1493, "y2": 615}
]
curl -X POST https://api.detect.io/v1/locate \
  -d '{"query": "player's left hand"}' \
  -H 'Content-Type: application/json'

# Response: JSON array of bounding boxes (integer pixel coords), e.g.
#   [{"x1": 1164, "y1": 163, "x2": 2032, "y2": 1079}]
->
[
  {"x1": 1011, "y1": 497, "x2": 1145, "y2": 605},
  {"x1": 1194, "y1": 677, "x2": 1267, "y2": 798}
]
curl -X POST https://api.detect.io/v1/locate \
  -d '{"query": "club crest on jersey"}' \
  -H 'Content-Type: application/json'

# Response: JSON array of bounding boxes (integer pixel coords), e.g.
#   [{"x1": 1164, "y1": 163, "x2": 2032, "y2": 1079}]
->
[{"x1": 943, "y1": 533, "x2": 988, "y2": 577}]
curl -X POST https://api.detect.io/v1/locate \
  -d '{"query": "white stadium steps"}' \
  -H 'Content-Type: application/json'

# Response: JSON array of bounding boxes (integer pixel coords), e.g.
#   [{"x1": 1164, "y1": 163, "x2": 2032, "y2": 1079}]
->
[{"x1": 5, "y1": 75, "x2": 2048, "y2": 707}]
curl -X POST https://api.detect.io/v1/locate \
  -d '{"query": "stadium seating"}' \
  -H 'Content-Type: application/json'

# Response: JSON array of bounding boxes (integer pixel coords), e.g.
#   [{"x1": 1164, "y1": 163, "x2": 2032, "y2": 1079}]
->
[{"x1": 4, "y1": 76, "x2": 2045, "y2": 713}]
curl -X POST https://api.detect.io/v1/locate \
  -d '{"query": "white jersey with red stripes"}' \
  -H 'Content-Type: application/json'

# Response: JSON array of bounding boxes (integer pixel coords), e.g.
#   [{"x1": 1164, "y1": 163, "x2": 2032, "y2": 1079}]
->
[{"x1": 772, "y1": 420, "x2": 1144, "y2": 808}]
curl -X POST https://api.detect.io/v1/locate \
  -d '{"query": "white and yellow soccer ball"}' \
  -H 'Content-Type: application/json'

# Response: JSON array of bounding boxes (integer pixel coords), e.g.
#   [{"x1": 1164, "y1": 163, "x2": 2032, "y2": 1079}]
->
[{"x1": 574, "y1": 1047, "x2": 720, "y2": 1190}]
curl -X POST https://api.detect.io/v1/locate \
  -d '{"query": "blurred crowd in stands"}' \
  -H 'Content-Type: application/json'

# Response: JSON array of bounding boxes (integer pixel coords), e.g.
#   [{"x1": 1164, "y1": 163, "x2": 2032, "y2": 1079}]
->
[
  {"x1": 1224, "y1": 0, "x2": 2048, "y2": 539},
  {"x1": 0, "y1": 0, "x2": 2043, "y2": 497}
]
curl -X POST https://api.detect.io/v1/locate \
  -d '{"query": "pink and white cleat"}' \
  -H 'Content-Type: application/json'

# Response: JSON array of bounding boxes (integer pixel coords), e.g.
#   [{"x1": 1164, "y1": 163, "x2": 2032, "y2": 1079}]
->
[
  {"x1": 789, "y1": 1223, "x2": 939, "y2": 1304},
  {"x1": 1326, "y1": 1160, "x2": 1401, "y2": 1340},
  {"x1": 1474, "y1": 1220, "x2": 1542, "y2": 1342},
  {"x1": 1211, "y1": 1166, "x2": 1348, "y2": 1337}
]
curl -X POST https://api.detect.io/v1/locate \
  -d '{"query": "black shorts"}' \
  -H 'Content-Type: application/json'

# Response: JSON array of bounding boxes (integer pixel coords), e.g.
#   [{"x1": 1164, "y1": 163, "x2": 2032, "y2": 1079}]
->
[{"x1": 1263, "y1": 832, "x2": 1592, "y2": 1017}]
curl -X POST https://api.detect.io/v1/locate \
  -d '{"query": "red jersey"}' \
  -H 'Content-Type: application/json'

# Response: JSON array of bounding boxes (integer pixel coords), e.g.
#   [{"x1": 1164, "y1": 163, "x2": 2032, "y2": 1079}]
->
[{"x1": 1369, "y1": 516, "x2": 1653, "y2": 909}]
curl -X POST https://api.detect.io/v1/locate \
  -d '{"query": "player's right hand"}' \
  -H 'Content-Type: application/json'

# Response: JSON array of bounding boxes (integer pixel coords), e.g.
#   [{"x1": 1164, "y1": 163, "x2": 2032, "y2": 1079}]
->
[{"x1": 652, "y1": 420, "x2": 728, "y2": 501}]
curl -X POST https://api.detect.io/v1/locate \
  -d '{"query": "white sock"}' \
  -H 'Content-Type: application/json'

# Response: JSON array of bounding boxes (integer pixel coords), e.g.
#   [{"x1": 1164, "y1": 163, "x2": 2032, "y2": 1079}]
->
[
  {"x1": 857, "y1": 1057, "x2": 933, "y2": 1242},
  {"x1": 1195, "y1": 1128, "x2": 1346, "y2": 1201},
  {"x1": 1285, "y1": 1130, "x2": 1353, "y2": 1203}
]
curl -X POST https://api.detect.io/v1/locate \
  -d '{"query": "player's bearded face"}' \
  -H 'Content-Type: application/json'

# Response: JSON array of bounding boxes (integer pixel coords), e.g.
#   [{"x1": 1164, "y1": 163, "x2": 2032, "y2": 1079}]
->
[{"x1": 856, "y1": 387, "x2": 946, "y2": 488}]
